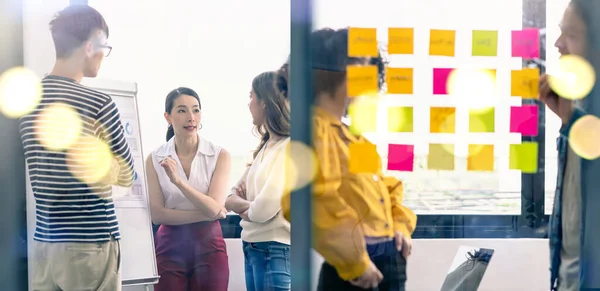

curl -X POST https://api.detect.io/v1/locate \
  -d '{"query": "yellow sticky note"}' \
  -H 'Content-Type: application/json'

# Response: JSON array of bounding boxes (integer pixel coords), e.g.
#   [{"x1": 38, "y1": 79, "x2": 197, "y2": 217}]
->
[
  {"x1": 430, "y1": 107, "x2": 456, "y2": 133},
  {"x1": 511, "y1": 68, "x2": 540, "y2": 98},
  {"x1": 386, "y1": 67, "x2": 413, "y2": 94},
  {"x1": 469, "y1": 107, "x2": 495, "y2": 132},
  {"x1": 349, "y1": 142, "x2": 379, "y2": 174},
  {"x1": 388, "y1": 28, "x2": 414, "y2": 55},
  {"x1": 467, "y1": 144, "x2": 494, "y2": 171},
  {"x1": 472, "y1": 30, "x2": 498, "y2": 56},
  {"x1": 428, "y1": 143, "x2": 455, "y2": 170},
  {"x1": 348, "y1": 27, "x2": 378, "y2": 57},
  {"x1": 347, "y1": 65, "x2": 379, "y2": 97},
  {"x1": 429, "y1": 29, "x2": 456, "y2": 56},
  {"x1": 348, "y1": 97, "x2": 378, "y2": 135},
  {"x1": 509, "y1": 142, "x2": 538, "y2": 173},
  {"x1": 388, "y1": 107, "x2": 413, "y2": 132}
]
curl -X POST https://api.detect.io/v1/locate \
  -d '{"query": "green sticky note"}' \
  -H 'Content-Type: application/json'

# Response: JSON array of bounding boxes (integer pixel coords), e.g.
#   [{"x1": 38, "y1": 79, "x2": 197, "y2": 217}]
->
[
  {"x1": 509, "y1": 142, "x2": 538, "y2": 173},
  {"x1": 472, "y1": 30, "x2": 498, "y2": 56},
  {"x1": 388, "y1": 107, "x2": 413, "y2": 132},
  {"x1": 469, "y1": 107, "x2": 495, "y2": 132}
]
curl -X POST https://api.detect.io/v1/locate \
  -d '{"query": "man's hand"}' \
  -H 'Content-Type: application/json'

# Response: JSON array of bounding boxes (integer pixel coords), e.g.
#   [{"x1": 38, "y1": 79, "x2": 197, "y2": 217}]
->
[
  {"x1": 349, "y1": 261, "x2": 383, "y2": 289},
  {"x1": 395, "y1": 231, "x2": 412, "y2": 259},
  {"x1": 539, "y1": 73, "x2": 574, "y2": 124}
]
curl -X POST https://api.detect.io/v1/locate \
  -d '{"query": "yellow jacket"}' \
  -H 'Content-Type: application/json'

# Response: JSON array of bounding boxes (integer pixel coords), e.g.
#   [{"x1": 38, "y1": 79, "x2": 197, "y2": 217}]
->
[{"x1": 281, "y1": 107, "x2": 417, "y2": 281}]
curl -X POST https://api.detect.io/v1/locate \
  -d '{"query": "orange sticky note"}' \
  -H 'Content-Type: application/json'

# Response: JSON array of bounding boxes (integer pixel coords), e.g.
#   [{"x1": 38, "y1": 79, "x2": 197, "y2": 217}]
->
[
  {"x1": 511, "y1": 68, "x2": 539, "y2": 98},
  {"x1": 388, "y1": 107, "x2": 413, "y2": 132},
  {"x1": 509, "y1": 142, "x2": 538, "y2": 173},
  {"x1": 347, "y1": 65, "x2": 379, "y2": 97},
  {"x1": 428, "y1": 143, "x2": 455, "y2": 170},
  {"x1": 388, "y1": 28, "x2": 414, "y2": 54},
  {"x1": 386, "y1": 67, "x2": 413, "y2": 94},
  {"x1": 348, "y1": 27, "x2": 378, "y2": 57},
  {"x1": 469, "y1": 107, "x2": 495, "y2": 132},
  {"x1": 429, "y1": 29, "x2": 456, "y2": 56},
  {"x1": 349, "y1": 142, "x2": 379, "y2": 174},
  {"x1": 430, "y1": 107, "x2": 456, "y2": 133},
  {"x1": 467, "y1": 144, "x2": 494, "y2": 171}
]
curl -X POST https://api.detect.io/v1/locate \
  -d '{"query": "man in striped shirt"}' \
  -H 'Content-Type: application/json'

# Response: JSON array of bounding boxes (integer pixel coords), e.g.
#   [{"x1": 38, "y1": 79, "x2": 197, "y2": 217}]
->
[{"x1": 19, "y1": 5, "x2": 134, "y2": 291}]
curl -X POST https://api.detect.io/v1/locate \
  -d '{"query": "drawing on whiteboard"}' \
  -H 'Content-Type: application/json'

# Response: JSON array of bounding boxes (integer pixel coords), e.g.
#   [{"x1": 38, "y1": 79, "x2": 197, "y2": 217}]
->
[{"x1": 125, "y1": 121, "x2": 134, "y2": 136}]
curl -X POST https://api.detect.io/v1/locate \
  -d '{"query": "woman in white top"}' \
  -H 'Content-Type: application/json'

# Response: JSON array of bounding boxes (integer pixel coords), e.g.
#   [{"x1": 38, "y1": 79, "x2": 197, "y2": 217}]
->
[
  {"x1": 146, "y1": 87, "x2": 231, "y2": 291},
  {"x1": 225, "y1": 72, "x2": 291, "y2": 291}
]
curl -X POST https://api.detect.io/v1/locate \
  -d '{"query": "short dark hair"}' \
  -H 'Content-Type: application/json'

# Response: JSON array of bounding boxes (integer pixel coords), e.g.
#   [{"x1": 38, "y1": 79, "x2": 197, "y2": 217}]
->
[
  {"x1": 276, "y1": 27, "x2": 387, "y2": 101},
  {"x1": 49, "y1": 5, "x2": 109, "y2": 58}
]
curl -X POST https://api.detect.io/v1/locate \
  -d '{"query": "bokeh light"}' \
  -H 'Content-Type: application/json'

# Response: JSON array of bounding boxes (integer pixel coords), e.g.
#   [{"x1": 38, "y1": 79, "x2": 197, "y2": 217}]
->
[
  {"x1": 548, "y1": 54, "x2": 595, "y2": 100},
  {"x1": 569, "y1": 115, "x2": 600, "y2": 160},
  {"x1": 447, "y1": 68, "x2": 497, "y2": 113},
  {"x1": 284, "y1": 141, "x2": 318, "y2": 192},
  {"x1": 348, "y1": 94, "x2": 379, "y2": 135},
  {"x1": 34, "y1": 103, "x2": 82, "y2": 151},
  {"x1": 66, "y1": 135, "x2": 114, "y2": 185},
  {"x1": 0, "y1": 67, "x2": 42, "y2": 118}
]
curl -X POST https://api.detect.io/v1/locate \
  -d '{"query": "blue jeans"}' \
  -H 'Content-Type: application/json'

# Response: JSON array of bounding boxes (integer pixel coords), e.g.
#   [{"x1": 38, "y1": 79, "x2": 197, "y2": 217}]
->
[{"x1": 243, "y1": 241, "x2": 291, "y2": 291}]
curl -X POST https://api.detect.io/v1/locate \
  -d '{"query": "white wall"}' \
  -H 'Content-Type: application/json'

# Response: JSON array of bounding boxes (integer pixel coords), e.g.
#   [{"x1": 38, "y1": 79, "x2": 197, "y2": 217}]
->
[{"x1": 21, "y1": 1, "x2": 566, "y2": 291}]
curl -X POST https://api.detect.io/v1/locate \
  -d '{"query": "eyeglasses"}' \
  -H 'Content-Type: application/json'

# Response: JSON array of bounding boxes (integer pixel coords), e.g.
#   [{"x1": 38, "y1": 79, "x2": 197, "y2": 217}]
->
[{"x1": 98, "y1": 44, "x2": 113, "y2": 57}]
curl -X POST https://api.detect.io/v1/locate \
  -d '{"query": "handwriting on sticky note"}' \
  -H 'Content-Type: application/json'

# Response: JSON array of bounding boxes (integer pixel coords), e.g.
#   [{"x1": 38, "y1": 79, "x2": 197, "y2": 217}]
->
[
  {"x1": 387, "y1": 144, "x2": 414, "y2": 172},
  {"x1": 386, "y1": 67, "x2": 413, "y2": 94},
  {"x1": 511, "y1": 68, "x2": 539, "y2": 98},
  {"x1": 348, "y1": 27, "x2": 378, "y2": 57},
  {"x1": 347, "y1": 65, "x2": 379, "y2": 97},
  {"x1": 511, "y1": 29, "x2": 540, "y2": 59},
  {"x1": 388, "y1": 28, "x2": 413, "y2": 55},
  {"x1": 430, "y1": 107, "x2": 456, "y2": 133},
  {"x1": 429, "y1": 29, "x2": 455, "y2": 57},
  {"x1": 428, "y1": 144, "x2": 455, "y2": 171},
  {"x1": 349, "y1": 142, "x2": 379, "y2": 174},
  {"x1": 472, "y1": 30, "x2": 498, "y2": 56},
  {"x1": 509, "y1": 142, "x2": 538, "y2": 173},
  {"x1": 510, "y1": 105, "x2": 539, "y2": 136},
  {"x1": 467, "y1": 144, "x2": 494, "y2": 171}
]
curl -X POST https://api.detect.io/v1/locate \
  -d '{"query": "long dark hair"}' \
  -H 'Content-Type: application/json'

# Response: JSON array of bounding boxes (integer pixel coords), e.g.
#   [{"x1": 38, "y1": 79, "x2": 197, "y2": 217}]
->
[
  {"x1": 251, "y1": 71, "x2": 290, "y2": 159},
  {"x1": 165, "y1": 87, "x2": 201, "y2": 141}
]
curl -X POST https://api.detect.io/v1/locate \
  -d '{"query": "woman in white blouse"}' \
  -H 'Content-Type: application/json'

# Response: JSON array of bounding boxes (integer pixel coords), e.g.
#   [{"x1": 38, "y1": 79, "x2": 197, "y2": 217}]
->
[
  {"x1": 225, "y1": 72, "x2": 291, "y2": 291},
  {"x1": 146, "y1": 87, "x2": 231, "y2": 291}
]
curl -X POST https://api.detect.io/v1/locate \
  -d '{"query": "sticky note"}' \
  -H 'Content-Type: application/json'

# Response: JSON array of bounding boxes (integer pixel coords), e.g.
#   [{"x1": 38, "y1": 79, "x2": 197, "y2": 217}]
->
[
  {"x1": 433, "y1": 68, "x2": 453, "y2": 95},
  {"x1": 428, "y1": 143, "x2": 455, "y2": 170},
  {"x1": 430, "y1": 107, "x2": 456, "y2": 133},
  {"x1": 511, "y1": 29, "x2": 540, "y2": 59},
  {"x1": 509, "y1": 142, "x2": 538, "y2": 173},
  {"x1": 469, "y1": 107, "x2": 495, "y2": 132},
  {"x1": 510, "y1": 105, "x2": 539, "y2": 136},
  {"x1": 467, "y1": 144, "x2": 494, "y2": 171},
  {"x1": 348, "y1": 98, "x2": 378, "y2": 135},
  {"x1": 349, "y1": 142, "x2": 379, "y2": 174},
  {"x1": 386, "y1": 67, "x2": 413, "y2": 94},
  {"x1": 387, "y1": 144, "x2": 414, "y2": 172},
  {"x1": 348, "y1": 27, "x2": 378, "y2": 57},
  {"x1": 347, "y1": 65, "x2": 379, "y2": 97},
  {"x1": 511, "y1": 68, "x2": 539, "y2": 98},
  {"x1": 429, "y1": 29, "x2": 456, "y2": 57},
  {"x1": 472, "y1": 30, "x2": 498, "y2": 56},
  {"x1": 388, "y1": 107, "x2": 413, "y2": 132},
  {"x1": 388, "y1": 28, "x2": 414, "y2": 54}
]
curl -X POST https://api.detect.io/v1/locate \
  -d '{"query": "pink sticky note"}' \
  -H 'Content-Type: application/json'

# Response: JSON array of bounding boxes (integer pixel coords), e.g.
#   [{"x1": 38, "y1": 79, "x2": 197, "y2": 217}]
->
[
  {"x1": 387, "y1": 144, "x2": 414, "y2": 171},
  {"x1": 510, "y1": 105, "x2": 539, "y2": 136},
  {"x1": 433, "y1": 68, "x2": 453, "y2": 95},
  {"x1": 511, "y1": 29, "x2": 540, "y2": 59}
]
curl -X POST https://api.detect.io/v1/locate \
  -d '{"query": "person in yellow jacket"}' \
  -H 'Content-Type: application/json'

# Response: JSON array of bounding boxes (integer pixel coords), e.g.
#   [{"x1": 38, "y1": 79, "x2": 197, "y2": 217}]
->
[{"x1": 278, "y1": 27, "x2": 417, "y2": 291}]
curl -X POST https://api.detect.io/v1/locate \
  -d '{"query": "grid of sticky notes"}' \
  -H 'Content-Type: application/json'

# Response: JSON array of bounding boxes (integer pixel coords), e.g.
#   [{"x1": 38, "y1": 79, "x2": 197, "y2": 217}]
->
[{"x1": 346, "y1": 27, "x2": 541, "y2": 174}]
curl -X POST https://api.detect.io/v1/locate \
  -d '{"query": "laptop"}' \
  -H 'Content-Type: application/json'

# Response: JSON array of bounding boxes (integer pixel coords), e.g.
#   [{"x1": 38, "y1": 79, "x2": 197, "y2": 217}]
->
[{"x1": 440, "y1": 246, "x2": 495, "y2": 291}]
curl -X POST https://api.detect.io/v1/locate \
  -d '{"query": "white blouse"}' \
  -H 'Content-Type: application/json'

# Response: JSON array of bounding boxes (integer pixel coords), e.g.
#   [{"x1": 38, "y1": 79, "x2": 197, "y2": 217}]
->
[{"x1": 151, "y1": 133, "x2": 222, "y2": 210}]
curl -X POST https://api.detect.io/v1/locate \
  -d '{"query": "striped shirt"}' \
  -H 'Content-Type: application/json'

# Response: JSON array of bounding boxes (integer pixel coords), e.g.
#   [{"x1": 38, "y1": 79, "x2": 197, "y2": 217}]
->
[{"x1": 19, "y1": 75, "x2": 134, "y2": 243}]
